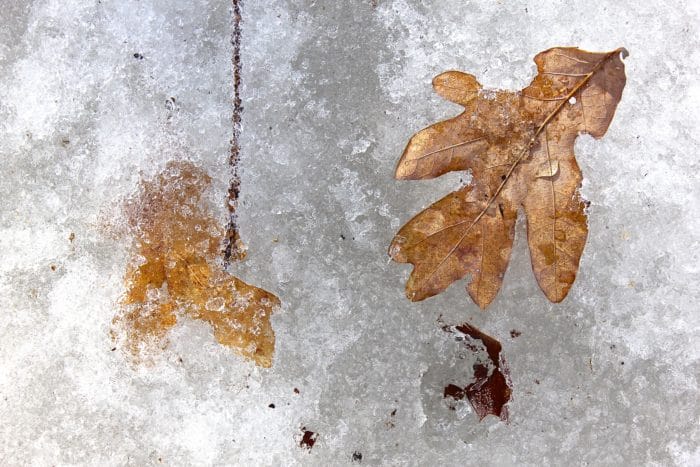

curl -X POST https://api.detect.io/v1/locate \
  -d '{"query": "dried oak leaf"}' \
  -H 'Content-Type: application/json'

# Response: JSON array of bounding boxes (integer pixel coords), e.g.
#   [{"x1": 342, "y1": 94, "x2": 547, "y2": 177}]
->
[
  {"x1": 390, "y1": 47, "x2": 628, "y2": 308},
  {"x1": 113, "y1": 161, "x2": 280, "y2": 367}
]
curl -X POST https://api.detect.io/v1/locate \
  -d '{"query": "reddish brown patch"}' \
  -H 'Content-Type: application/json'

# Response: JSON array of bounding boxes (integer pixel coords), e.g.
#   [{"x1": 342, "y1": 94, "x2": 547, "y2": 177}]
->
[
  {"x1": 299, "y1": 427, "x2": 317, "y2": 451},
  {"x1": 442, "y1": 323, "x2": 512, "y2": 421},
  {"x1": 112, "y1": 161, "x2": 279, "y2": 367}
]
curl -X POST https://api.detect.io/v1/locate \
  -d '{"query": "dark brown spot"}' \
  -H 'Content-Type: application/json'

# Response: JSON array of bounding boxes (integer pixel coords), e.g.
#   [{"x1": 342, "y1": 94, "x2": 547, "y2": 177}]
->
[
  {"x1": 510, "y1": 329, "x2": 521, "y2": 338},
  {"x1": 443, "y1": 383, "x2": 465, "y2": 400},
  {"x1": 299, "y1": 428, "x2": 317, "y2": 451}
]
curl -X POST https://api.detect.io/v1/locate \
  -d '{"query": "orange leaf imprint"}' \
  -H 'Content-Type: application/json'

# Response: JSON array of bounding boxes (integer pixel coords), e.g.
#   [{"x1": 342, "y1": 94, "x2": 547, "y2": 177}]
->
[
  {"x1": 112, "y1": 161, "x2": 280, "y2": 367},
  {"x1": 390, "y1": 47, "x2": 628, "y2": 308}
]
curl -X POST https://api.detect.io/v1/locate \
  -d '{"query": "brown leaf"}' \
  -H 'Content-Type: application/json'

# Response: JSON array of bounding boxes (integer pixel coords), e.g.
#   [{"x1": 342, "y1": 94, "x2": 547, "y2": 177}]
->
[
  {"x1": 441, "y1": 322, "x2": 512, "y2": 422},
  {"x1": 112, "y1": 161, "x2": 280, "y2": 367},
  {"x1": 390, "y1": 47, "x2": 627, "y2": 308}
]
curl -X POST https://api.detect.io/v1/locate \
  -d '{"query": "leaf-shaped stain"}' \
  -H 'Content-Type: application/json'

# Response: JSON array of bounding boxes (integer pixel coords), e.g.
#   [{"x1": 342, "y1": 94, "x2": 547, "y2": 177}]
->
[
  {"x1": 390, "y1": 47, "x2": 628, "y2": 308},
  {"x1": 112, "y1": 161, "x2": 279, "y2": 367},
  {"x1": 442, "y1": 322, "x2": 512, "y2": 422}
]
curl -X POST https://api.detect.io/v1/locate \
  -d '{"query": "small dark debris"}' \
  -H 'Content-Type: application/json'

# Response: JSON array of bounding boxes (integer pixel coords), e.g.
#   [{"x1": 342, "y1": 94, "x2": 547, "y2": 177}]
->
[
  {"x1": 68, "y1": 232, "x2": 75, "y2": 242},
  {"x1": 268, "y1": 403, "x2": 275, "y2": 409},
  {"x1": 133, "y1": 53, "x2": 144, "y2": 59},
  {"x1": 390, "y1": 408, "x2": 396, "y2": 417},
  {"x1": 510, "y1": 329, "x2": 521, "y2": 338},
  {"x1": 293, "y1": 387, "x2": 300, "y2": 394},
  {"x1": 50, "y1": 264, "x2": 57, "y2": 271},
  {"x1": 111, "y1": 347, "x2": 117, "y2": 351},
  {"x1": 444, "y1": 384, "x2": 465, "y2": 400},
  {"x1": 620, "y1": 361, "x2": 625, "y2": 365},
  {"x1": 165, "y1": 97, "x2": 176, "y2": 111},
  {"x1": 299, "y1": 428, "x2": 317, "y2": 451},
  {"x1": 352, "y1": 451, "x2": 363, "y2": 462},
  {"x1": 60, "y1": 137, "x2": 70, "y2": 146},
  {"x1": 535, "y1": 379, "x2": 540, "y2": 384},
  {"x1": 340, "y1": 234, "x2": 346, "y2": 240}
]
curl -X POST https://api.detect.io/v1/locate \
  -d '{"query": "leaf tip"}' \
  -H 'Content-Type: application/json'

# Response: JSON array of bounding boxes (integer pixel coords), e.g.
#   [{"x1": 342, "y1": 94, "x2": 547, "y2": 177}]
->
[
  {"x1": 405, "y1": 287, "x2": 421, "y2": 302},
  {"x1": 432, "y1": 71, "x2": 482, "y2": 106},
  {"x1": 394, "y1": 160, "x2": 413, "y2": 180},
  {"x1": 468, "y1": 288, "x2": 493, "y2": 310},
  {"x1": 395, "y1": 137, "x2": 424, "y2": 180},
  {"x1": 543, "y1": 285, "x2": 572, "y2": 304}
]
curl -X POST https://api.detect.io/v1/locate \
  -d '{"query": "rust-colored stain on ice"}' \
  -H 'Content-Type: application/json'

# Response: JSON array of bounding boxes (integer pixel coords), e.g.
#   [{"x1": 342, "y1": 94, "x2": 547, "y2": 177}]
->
[
  {"x1": 442, "y1": 323, "x2": 512, "y2": 421},
  {"x1": 112, "y1": 161, "x2": 279, "y2": 367},
  {"x1": 299, "y1": 427, "x2": 318, "y2": 451}
]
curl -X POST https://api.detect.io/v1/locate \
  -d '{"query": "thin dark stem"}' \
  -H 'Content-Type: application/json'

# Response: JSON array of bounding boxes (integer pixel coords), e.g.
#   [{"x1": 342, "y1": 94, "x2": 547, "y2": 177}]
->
[{"x1": 224, "y1": 0, "x2": 244, "y2": 264}]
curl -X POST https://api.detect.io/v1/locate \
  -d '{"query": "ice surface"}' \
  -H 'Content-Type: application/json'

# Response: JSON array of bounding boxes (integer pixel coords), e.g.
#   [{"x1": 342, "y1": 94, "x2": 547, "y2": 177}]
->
[{"x1": 1, "y1": 0, "x2": 699, "y2": 465}]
